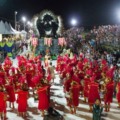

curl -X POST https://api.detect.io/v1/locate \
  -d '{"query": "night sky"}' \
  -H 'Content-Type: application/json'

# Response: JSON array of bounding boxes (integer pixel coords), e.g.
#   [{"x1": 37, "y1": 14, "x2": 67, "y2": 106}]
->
[{"x1": 0, "y1": 0, "x2": 120, "y2": 28}]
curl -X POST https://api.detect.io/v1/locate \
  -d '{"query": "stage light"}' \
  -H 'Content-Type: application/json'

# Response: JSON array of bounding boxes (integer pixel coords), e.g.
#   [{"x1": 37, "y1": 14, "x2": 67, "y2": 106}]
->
[
  {"x1": 27, "y1": 21, "x2": 30, "y2": 25},
  {"x1": 71, "y1": 18, "x2": 77, "y2": 26},
  {"x1": 22, "y1": 16, "x2": 26, "y2": 22},
  {"x1": 116, "y1": 8, "x2": 120, "y2": 22},
  {"x1": 22, "y1": 16, "x2": 27, "y2": 30},
  {"x1": 15, "y1": 11, "x2": 18, "y2": 15}
]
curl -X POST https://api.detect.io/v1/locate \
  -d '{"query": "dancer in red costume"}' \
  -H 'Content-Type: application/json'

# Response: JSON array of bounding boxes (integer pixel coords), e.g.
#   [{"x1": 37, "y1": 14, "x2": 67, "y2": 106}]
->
[
  {"x1": 3, "y1": 57, "x2": 12, "y2": 76},
  {"x1": 64, "y1": 73, "x2": 72, "y2": 108},
  {"x1": 83, "y1": 75, "x2": 90, "y2": 102},
  {"x1": 47, "y1": 62, "x2": 55, "y2": 83},
  {"x1": 37, "y1": 85, "x2": 49, "y2": 117},
  {"x1": 88, "y1": 75, "x2": 100, "y2": 112},
  {"x1": 25, "y1": 63, "x2": 34, "y2": 88},
  {"x1": 5, "y1": 80, "x2": 15, "y2": 109},
  {"x1": 44, "y1": 54, "x2": 50, "y2": 68},
  {"x1": 116, "y1": 81, "x2": 120, "y2": 108},
  {"x1": 70, "y1": 81, "x2": 80, "y2": 114},
  {"x1": 17, "y1": 83, "x2": 28, "y2": 117},
  {"x1": 104, "y1": 72, "x2": 114, "y2": 112},
  {"x1": 0, "y1": 85, "x2": 7, "y2": 120},
  {"x1": 72, "y1": 68, "x2": 80, "y2": 82},
  {"x1": 0, "y1": 65, "x2": 6, "y2": 85}
]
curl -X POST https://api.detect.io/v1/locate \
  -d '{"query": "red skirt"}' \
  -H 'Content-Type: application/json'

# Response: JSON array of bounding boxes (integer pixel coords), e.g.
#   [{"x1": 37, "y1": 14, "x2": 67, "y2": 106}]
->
[{"x1": 117, "y1": 92, "x2": 120, "y2": 103}]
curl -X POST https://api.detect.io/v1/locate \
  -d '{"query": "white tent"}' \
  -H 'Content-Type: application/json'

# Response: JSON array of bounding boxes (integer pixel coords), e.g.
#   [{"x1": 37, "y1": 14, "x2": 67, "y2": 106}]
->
[
  {"x1": 0, "y1": 21, "x2": 6, "y2": 34},
  {"x1": 0, "y1": 20, "x2": 20, "y2": 34},
  {"x1": 10, "y1": 23, "x2": 21, "y2": 34}
]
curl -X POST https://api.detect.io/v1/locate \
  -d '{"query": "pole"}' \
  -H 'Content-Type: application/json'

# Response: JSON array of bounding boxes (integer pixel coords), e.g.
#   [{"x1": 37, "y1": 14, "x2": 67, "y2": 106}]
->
[
  {"x1": 14, "y1": 11, "x2": 17, "y2": 30},
  {"x1": 15, "y1": 12, "x2": 16, "y2": 30},
  {"x1": 24, "y1": 22, "x2": 25, "y2": 31}
]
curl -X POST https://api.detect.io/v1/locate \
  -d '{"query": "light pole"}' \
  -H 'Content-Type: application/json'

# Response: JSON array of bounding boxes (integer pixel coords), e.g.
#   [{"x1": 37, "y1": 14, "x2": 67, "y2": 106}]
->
[
  {"x1": 14, "y1": 11, "x2": 17, "y2": 30},
  {"x1": 22, "y1": 16, "x2": 26, "y2": 31},
  {"x1": 71, "y1": 18, "x2": 78, "y2": 27}
]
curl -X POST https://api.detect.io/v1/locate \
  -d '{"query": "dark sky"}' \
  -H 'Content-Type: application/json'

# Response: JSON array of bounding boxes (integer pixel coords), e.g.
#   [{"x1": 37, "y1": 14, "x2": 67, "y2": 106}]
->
[{"x1": 0, "y1": 0, "x2": 120, "y2": 28}]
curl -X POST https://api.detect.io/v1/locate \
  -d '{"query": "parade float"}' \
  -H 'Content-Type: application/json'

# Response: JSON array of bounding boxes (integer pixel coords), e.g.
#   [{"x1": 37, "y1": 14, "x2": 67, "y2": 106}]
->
[{"x1": 31, "y1": 10, "x2": 66, "y2": 57}]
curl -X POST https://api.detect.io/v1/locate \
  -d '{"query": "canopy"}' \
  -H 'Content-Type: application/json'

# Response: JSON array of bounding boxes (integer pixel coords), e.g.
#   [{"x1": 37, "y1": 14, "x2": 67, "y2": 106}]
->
[{"x1": 0, "y1": 20, "x2": 20, "y2": 34}]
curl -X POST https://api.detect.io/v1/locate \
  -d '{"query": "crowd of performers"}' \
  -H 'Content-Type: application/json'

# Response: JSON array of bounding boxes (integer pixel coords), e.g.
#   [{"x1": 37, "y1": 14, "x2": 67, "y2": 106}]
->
[
  {"x1": 0, "y1": 55, "x2": 55, "y2": 119},
  {"x1": 0, "y1": 52, "x2": 120, "y2": 120},
  {"x1": 56, "y1": 53, "x2": 120, "y2": 115}
]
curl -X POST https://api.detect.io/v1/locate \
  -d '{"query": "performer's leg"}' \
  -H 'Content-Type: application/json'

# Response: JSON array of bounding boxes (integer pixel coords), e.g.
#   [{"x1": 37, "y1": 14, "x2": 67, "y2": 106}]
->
[
  {"x1": 53, "y1": 78, "x2": 54, "y2": 83},
  {"x1": 3, "y1": 112, "x2": 7, "y2": 120},
  {"x1": 41, "y1": 110, "x2": 45, "y2": 117},
  {"x1": 66, "y1": 98, "x2": 69, "y2": 106},
  {"x1": 9, "y1": 102, "x2": 11, "y2": 108},
  {"x1": 33, "y1": 88, "x2": 35, "y2": 95},
  {"x1": 70, "y1": 106, "x2": 73, "y2": 114},
  {"x1": 0, "y1": 112, "x2": 3, "y2": 120},
  {"x1": 18, "y1": 112, "x2": 22, "y2": 116},
  {"x1": 81, "y1": 91, "x2": 83, "y2": 97},
  {"x1": 104, "y1": 103, "x2": 107, "y2": 112},
  {"x1": 89, "y1": 104, "x2": 93, "y2": 112},
  {"x1": 23, "y1": 112, "x2": 27, "y2": 118},
  {"x1": 84, "y1": 97, "x2": 86, "y2": 103},
  {"x1": 12, "y1": 102, "x2": 15, "y2": 109},
  {"x1": 3, "y1": 107, "x2": 7, "y2": 119},
  {"x1": 73, "y1": 106, "x2": 77, "y2": 114},
  {"x1": 21, "y1": 112, "x2": 24, "y2": 117},
  {"x1": 107, "y1": 103, "x2": 110, "y2": 112},
  {"x1": 117, "y1": 103, "x2": 120, "y2": 108}
]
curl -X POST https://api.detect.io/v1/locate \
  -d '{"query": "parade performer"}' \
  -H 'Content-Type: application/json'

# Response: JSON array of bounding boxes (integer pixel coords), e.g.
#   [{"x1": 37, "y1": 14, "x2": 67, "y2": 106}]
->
[
  {"x1": 72, "y1": 69, "x2": 80, "y2": 84},
  {"x1": 116, "y1": 81, "x2": 120, "y2": 108},
  {"x1": 0, "y1": 65, "x2": 6, "y2": 85},
  {"x1": 88, "y1": 76, "x2": 100, "y2": 112},
  {"x1": 37, "y1": 85, "x2": 49, "y2": 117},
  {"x1": 5, "y1": 80, "x2": 15, "y2": 109},
  {"x1": 0, "y1": 85, "x2": 7, "y2": 120},
  {"x1": 25, "y1": 63, "x2": 34, "y2": 88},
  {"x1": 104, "y1": 74, "x2": 114, "y2": 112},
  {"x1": 64, "y1": 73, "x2": 72, "y2": 107},
  {"x1": 47, "y1": 62, "x2": 55, "y2": 83},
  {"x1": 3, "y1": 56, "x2": 12, "y2": 76},
  {"x1": 83, "y1": 75, "x2": 90, "y2": 102},
  {"x1": 44, "y1": 54, "x2": 51, "y2": 68},
  {"x1": 17, "y1": 83, "x2": 28, "y2": 117},
  {"x1": 70, "y1": 81, "x2": 80, "y2": 114}
]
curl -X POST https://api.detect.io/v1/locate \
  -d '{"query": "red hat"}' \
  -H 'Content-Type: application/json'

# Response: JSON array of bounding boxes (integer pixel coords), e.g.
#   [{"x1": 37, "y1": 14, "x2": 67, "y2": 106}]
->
[
  {"x1": 90, "y1": 62, "x2": 93, "y2": 68},
  {"x1": 18, "y1": 61, "x2": 23, "y2": 67},
  {"x1": 19, "y1": 75, "x2": 27, "y2": 83},
  {"x1": 106, "y1": 67, "x2": 115, "y2": 79},
  {"x1": 83, "y1": 58, "x2": 89, "y2": 64},
  {"x1": 4, "y1": 57, "x2": 12, "y2": 66},
  {"x1": 78, "y1": 63, "x2": 83, "y2": 70},
  {"x1": 102, "y1": 66, "x2": 108, "y2": 72},
  {"x1": 90, "y1": 75, "x2": 96, "y2": 82},
  {"x1": 101, "y1": 59, "x2": 107, "y2": 66},
  {"x1": 86, "y1": 69, "x2": 93, "y2": 76},
  {"x1": 11, "y1": 67, "x2": 15, "y2": 73},
  {"x1": 80, "y1": 53, "x2": 84, "y2": 58},
  {"x1": 16, "y1": 55, "x2": 21, "y2": 61},
  {"x1": 8, "y1": 76, "x2": 14, "y2": 84},
  {"x1": 28, "y1": 59, "x2": 34, "y2": 63},
  {"x1": 0, "y1": 78, "x2": 3, "y2": 85},
  {"x1": 4, "y1": 56, "x2": 10, "y2": 61}
]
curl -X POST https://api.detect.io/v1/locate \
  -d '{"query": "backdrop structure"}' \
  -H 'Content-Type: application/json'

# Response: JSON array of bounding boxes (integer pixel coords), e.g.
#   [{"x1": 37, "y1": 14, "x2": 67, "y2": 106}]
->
[{"x1": 36, "y1": 38, "x2": 59, "y2": 56}]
